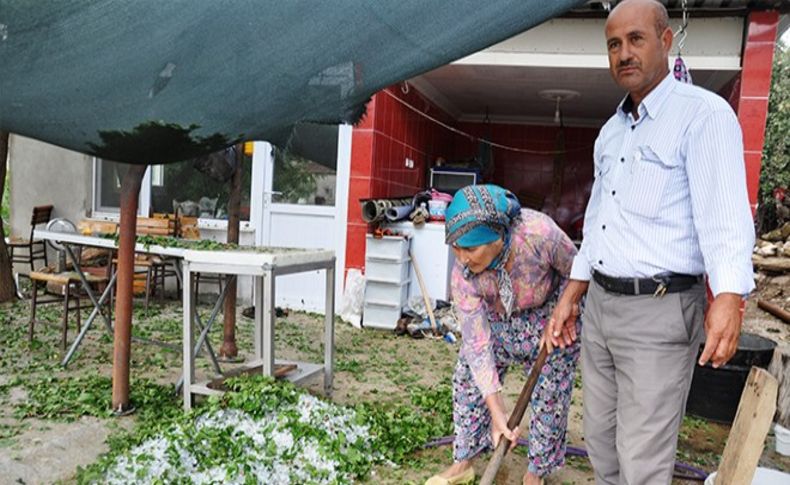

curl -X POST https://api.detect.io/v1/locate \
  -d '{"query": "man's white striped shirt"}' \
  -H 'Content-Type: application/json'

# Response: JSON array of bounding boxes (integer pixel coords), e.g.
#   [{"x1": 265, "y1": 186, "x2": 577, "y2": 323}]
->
[{"x1": 570, "y1": 74, "x2": 755, "y2": 297}]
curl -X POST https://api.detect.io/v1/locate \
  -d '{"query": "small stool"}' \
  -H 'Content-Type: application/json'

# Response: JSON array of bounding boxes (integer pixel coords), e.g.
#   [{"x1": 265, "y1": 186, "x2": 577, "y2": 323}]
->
[{"x1": 29, "y1": 270, "x2": 109, "y2": 350}]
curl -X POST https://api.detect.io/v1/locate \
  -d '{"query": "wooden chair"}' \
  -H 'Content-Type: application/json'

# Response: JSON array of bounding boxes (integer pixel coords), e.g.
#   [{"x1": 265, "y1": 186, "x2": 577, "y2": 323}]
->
[
  {"x1": 110, "y1": 254, "x2": 180, "y2": 311},
  {"x1": 151, "y1": 255, "x2": 181, "y2": 300},
  {"x1": 195, "y1": 272, "x2": 225, "y2": 299},
  {"x1": 7, "y1": 204, "x2": 54, "y2": 272},
  {"x1": 28, "y1": 268, "x2": 108, "y2": 350},
  {"x1": 110, "y1": 255, "x2": 155, "y2": 311}
]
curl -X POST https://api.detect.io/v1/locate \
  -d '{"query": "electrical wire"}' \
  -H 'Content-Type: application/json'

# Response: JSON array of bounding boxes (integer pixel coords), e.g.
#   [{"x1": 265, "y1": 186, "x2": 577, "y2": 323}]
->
[{"x1": 381, "y1": 89, "x2": 593, "y2": 156}]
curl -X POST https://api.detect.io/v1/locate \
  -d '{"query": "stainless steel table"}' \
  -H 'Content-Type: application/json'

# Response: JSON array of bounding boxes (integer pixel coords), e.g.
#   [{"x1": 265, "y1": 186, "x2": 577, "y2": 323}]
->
[
  {"x1": 181, "y1": 247, "x2": 336, "y2": 410},
  {"x1": 33, "y1": 230, "x2": 336, "y2": 409}
]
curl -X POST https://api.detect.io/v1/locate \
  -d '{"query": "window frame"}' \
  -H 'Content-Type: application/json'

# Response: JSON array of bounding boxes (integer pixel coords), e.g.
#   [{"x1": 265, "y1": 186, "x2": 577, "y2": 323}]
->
[{"x1": 91, "y1": 158, "x2": 255, "y2": 231}]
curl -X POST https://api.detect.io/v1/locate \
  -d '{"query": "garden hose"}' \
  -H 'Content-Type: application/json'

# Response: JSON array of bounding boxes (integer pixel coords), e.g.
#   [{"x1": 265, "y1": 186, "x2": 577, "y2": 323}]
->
[{"x1": 422, "y1": 437, "x2": 709, "y2": 482}]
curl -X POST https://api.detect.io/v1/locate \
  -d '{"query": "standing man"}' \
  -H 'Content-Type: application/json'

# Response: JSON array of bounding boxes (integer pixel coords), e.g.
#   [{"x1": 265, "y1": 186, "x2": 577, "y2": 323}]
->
[{"x1": 544, "y1": 0, "x2": 755, "y2": 483}]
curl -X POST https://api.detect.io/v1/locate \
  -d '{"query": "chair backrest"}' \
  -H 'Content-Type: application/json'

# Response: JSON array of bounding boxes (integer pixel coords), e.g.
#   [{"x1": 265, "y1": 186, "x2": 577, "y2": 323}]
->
[
  {"x1": 31, "y1": 205, "x2": 54, "y2": 226},
  {"x1": 29, "y1": 205, "x2": 54, "y2": 240}
]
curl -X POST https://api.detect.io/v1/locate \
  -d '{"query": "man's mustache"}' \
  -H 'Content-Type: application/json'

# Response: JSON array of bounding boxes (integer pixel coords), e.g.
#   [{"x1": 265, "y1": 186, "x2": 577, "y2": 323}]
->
[{"x1": 617, "y1": 61, "x2": 639, "y2": 70}]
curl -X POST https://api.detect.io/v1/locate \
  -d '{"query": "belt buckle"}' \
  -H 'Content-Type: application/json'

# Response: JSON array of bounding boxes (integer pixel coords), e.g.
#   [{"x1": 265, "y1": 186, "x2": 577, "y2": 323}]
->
[{"x1": 651, "y1": 274, "x2": 669, "y2": 298}]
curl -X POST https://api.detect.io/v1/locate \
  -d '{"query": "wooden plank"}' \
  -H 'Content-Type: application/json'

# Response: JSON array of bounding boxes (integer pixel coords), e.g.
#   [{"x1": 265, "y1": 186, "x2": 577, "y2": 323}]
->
[
  {"x1": 30, "y1": 270, "x2": 107, "y2": 285},
  {"x1": 768, "y1": 348, "x2": 790, "y2": 429},
  {"x1": 714, "y1": 367, "x2": 778, "y2": 485},
  {"x1": 757, "y1": 299, "x2": 790, "y2": 324},
  {"x1": 136, "y1": 217, "x2": 176, "y2": 237},
  {"x1": 137, "y1": 217, "x2": 172, "y2": 227},
  {"x1": 77, "y1": 219, "x2": 118, "y2": 236},
  {"x1": 136, "y1": 228, "x2": 173, "y2": 236},
  {"x1": 752, "y1": 255, "x2": 790, "y2": 273}
]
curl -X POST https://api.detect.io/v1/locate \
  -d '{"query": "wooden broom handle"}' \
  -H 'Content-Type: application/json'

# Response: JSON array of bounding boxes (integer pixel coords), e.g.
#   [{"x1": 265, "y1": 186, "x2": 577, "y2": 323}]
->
[
  {"x1": 480, "y1": 345, "x2": 549, "y2": 485},
  {"x1": 409, "y1": 249, "x2": 438, "y2": 334}
]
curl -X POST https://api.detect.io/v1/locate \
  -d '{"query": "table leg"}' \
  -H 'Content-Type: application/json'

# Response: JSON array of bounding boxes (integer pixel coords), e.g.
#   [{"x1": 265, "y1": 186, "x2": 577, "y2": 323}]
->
[
  {"x1": 262, "y1": 270, "x2": 275, "y2": 377},
  {"x1": 174, "y1": 274, "x2": 233, "y2": 394},
  {"x1": 324, "y1": 263, "x2": 335, "y2": 397},
  {"x1": 182, "y1": 265, "x2": 195, "y2": 411},
  {"x1": 190, "y1": 276, "x2": 232, "y2": 373},
  {"x1": 61, "y1": 271, "x2": 117, "y2": 367},
  {"x1": 64, "y1": 245, "x2": 113, "y2": 333},
  {"x1": 62, "y1": 283, "x2": 70, "y2": 351},
  {"x1": 253, "y1": 276, "x2": 263, "y2": 360},
  {"x1": 173, "y1": 259, "x2": 184, "y2": 288},
  {"x1": 14, "y1": 272, "x2": 23, "y2": 299}
]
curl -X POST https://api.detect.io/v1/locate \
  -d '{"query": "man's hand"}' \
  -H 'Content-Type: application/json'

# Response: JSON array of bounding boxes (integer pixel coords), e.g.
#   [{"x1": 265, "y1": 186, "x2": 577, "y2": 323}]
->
[
  {"x1": 542, "y1": 280, "x2": 589, "y2": 353},
  {"x1": 698, "y1": 293, "x2": 743, "y2": 368}
]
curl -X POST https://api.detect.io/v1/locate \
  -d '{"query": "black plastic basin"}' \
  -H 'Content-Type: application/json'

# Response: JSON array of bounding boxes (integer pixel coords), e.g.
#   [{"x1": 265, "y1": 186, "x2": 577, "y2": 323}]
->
[
  {"x1": 723, "y1": 333, "x2": 777, "y2": 368},
  {"x1": 685, "y1": 333, "x2": 776, "y2": 423}
]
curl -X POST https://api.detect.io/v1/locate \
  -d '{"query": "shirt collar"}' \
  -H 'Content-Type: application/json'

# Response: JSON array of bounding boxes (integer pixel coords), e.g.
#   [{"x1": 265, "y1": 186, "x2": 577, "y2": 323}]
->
[{"x1": 617, "y1": 72, "x2": 676, "y2": 120}]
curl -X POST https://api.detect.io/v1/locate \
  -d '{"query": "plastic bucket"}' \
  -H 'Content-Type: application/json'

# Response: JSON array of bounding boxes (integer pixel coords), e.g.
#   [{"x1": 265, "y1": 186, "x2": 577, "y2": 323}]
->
[
  {"x1": 686, "y1": 333, "x2": 777, "y2": 423},
  {"x1": 705, "y1": 467, "x2": 790, "y2": 484},
  {"x1": 428, "y1": 200, "x2": 447, "y2": 221},
  {"x1": 775, "y1": 423, "x2": 790, "y2": 456}
]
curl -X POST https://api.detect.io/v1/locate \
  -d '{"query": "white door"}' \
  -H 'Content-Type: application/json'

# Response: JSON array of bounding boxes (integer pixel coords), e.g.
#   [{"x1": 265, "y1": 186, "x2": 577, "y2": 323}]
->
[{"x1": 251, "y1": 124, "x2": 350, "y2": 312}]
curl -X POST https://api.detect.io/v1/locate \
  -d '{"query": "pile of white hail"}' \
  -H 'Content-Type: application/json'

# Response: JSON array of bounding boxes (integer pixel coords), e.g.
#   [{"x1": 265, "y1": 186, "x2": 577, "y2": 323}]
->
[{"x1": 104, "y1": 394, "x2": 376, "y2": 484}]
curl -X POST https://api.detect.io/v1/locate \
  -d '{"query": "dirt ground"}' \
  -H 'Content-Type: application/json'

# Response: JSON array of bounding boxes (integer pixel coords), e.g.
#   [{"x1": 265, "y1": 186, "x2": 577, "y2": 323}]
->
[{"x1": 0, "y1": 276, "x2": 788, "y2": 484}]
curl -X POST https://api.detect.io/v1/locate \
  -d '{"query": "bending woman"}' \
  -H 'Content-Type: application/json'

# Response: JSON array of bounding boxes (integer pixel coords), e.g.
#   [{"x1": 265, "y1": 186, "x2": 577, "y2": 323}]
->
[{"x1": 426, "y1": 185, "x2": 581, "y2": 485}]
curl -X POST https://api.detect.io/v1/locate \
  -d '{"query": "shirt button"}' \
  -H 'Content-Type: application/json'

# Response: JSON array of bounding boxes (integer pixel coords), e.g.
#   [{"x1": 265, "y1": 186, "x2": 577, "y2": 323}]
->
[
  {"x1": 598, "y1": 260, "x2": 603, "y2": 265},
  {"x1": 602, "y1": 225, "x2": 606, "y2": 230},
  {"x1": 611, "y1": 190, "x2": 616, "y2": 196},
  {"x1": 620, "y1": 157, "x2": 625, "y2": 163},
  {"x1": 631, "y1": 125, "x2": 635, "y2": 130}
]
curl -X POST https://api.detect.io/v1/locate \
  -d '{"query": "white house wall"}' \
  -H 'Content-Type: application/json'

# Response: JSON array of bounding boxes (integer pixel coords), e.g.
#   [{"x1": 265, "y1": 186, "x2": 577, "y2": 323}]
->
[
  {"x1": 455, "y1": 17, "x2": 744, "y2": 70},
  {"x1": 7, "y1": 135, "x2": 92, "y2": 263}
]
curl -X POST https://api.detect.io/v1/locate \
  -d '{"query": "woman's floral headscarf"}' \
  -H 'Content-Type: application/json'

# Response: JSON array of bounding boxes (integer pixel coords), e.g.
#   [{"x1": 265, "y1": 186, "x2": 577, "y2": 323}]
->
[{"x1": 445, "y1": 184, "x2": 521, "y2": 316}]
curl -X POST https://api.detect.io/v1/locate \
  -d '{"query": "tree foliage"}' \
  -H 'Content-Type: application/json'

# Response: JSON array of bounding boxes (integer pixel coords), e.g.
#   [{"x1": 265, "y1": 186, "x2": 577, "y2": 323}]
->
[
  {"x1": 758, "y1": 43, "x2": 789, "y2": 233},
  {"x1": 272, "y1": 148, "x2": 317, "y2": 203}
]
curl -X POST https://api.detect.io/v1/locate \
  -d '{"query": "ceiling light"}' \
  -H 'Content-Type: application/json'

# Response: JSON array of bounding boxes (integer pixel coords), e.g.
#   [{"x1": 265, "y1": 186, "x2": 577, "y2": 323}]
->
[{"x1": 538, "y1": 89, "x2": 580, "y2": 125}]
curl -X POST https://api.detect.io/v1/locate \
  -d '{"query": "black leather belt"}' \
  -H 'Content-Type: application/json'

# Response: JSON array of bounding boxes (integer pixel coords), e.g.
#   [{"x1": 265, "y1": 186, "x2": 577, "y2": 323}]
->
[{"x1": 592, "y1": 270, "x2": 704, "y2": 296}]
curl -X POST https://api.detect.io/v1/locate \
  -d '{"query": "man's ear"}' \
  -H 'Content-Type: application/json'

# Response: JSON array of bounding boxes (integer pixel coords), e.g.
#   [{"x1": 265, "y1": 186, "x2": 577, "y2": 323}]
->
[{"x1": 661, "y1": 27, "x2": 674, "y2": 54}]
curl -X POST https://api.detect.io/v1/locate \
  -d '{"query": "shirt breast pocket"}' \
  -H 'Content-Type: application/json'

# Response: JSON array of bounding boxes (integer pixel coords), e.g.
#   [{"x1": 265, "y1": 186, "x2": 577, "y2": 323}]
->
[{"x1": 622, "y1": 145, "x2": 679, "y2": 219}]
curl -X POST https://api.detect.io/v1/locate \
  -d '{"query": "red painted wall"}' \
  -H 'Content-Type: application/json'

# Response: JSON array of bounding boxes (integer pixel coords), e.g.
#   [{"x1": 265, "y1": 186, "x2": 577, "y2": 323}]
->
[
  {"x1": 736, "y1": 11, "x2": 779, "y2": 214},
  {"x1": 345, "y1": 86, "x2": 455, "y2": 271},
  {"x1": 370, "y1": 87, "x2": 456, "y2": 198},
  {"x1": 451, "y1": 122, "x2": 598, "y2": 235}
]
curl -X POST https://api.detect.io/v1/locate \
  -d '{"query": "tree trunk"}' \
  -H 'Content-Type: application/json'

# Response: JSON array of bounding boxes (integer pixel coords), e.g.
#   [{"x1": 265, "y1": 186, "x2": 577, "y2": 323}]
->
[
  {"x1": 0, "y1": 131, "x2": 16, "y2": 303},
  {"x1": 220, "y1": 145, "x2": 243, "y2": 359},
  {"x1": 112, "y1": 164, "x2": 147, "y2": 412}
]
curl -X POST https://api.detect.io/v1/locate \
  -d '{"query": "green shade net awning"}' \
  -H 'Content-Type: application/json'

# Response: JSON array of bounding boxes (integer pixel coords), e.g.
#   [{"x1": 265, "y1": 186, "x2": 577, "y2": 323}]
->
[{"x1": 0, "y1": 1, "x2": 585, "y2": 164}]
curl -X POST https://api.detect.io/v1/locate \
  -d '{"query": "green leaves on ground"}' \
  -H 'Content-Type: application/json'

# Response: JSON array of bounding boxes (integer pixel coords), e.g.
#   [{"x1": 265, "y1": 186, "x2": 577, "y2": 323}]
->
[
  {"x1": 75, "y1": 376, "x2": 452, "y2": 484},
  {"x1": 355, "y1": 382, "x2": 453, "y2": 464},
  {"x1": 14, "y1": 374, "x2": 180, "y2": 423}
]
